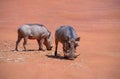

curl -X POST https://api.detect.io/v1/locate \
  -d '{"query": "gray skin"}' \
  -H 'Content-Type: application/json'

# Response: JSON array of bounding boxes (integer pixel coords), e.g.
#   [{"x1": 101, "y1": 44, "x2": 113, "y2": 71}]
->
[
  {"x1": 15, "y1": 24, "x2": 53, "y2": 51},
  {"x1": 54, "y1": 26, "x2": 80, "y2": 60}
]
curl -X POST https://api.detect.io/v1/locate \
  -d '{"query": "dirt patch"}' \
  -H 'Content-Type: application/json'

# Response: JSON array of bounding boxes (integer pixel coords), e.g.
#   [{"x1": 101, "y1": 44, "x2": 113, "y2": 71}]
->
[{"x1": 0, "y1": 0, "x2": 120, "y2": 79}]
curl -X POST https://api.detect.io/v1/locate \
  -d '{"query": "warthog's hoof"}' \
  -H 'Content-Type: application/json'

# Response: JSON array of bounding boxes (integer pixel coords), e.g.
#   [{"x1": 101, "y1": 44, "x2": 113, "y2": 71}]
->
[
  {"x1": 47, "y1": 49, "x2": 52, "y2": 51},
  {"x1": 15, "y1": 49, "x2": 19, "y2": 51}
]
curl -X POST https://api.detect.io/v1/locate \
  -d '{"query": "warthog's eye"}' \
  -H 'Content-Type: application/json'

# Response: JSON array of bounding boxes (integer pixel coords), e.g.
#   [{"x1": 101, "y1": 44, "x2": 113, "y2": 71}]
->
[
  {"x1": 64, "y1": 41, "x2": 71, "y2": 52},
  {"x1": 66, "y1": 41, "x2": 71, "y2": 48},
  {"x1": 74, "y1": 43, "x2": 79, "y2": 49}
]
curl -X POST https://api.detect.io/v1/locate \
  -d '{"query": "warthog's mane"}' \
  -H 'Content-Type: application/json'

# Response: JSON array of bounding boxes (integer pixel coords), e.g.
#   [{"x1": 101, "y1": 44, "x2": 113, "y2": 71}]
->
[{"x1": 27, "y1": 24, "x2": 44, "y2": 27}]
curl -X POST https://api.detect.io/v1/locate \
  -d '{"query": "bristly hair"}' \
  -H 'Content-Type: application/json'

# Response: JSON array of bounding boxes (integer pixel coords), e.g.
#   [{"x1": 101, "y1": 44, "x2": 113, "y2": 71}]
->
[
  {"x1": 27, "y1": 24, "x2": 44, "y2": 27},
  {"x1": 68, "y1": 26, "x2": 74, "y2": 38}
]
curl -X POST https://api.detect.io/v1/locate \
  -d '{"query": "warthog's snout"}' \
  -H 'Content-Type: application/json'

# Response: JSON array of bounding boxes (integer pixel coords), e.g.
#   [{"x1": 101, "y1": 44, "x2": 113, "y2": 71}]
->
[
  {"x1": 67, "y1": 54, "x2": 80, "y2": 60},
  {"x1": 47, "y1": 46, "x2": 53, "y2": 50}
]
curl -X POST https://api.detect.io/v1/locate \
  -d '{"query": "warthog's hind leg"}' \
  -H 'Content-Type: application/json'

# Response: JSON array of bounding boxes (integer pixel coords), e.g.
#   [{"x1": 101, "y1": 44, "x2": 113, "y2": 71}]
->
[{"x1": 15, "y1": 35, "x2": 22, "y2": 51}]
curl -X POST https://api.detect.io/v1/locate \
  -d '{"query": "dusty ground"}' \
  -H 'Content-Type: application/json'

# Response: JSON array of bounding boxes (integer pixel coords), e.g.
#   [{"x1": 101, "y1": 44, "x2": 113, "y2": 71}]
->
[{"x1": 0, "y1": 0, "x2": 120, "y2": 79}]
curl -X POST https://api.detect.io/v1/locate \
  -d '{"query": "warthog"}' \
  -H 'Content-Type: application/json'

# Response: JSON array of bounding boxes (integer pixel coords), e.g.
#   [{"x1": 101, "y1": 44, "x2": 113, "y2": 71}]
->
[
  {"x1": 54, "y1": 26, "x2": 80, "y2": 60},
  {"x1": 15, "y1": 24, "x2": 53, "y2": 51}
]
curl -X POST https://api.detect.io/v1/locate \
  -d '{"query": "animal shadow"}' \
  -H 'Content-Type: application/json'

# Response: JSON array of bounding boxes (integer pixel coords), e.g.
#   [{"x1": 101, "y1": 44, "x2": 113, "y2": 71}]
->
[
  {"x1": 22, "y1": 49, "x2": 39, "y2": 52},
  {"x1": 11, "y1": 49, "x2": 40, "y2": 52},
  {"x1": 46, "y1": 54, "x2": 79, "y2": 60}
]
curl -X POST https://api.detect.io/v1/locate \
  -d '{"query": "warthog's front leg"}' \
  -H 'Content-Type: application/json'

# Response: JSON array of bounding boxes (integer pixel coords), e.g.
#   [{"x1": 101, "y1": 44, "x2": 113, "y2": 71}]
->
[
  {"x1": 23, "y1": 36, "x2": 28, "y2": 51},
  {"x1": 38, "y1": 38, "x2": 45, "y2": 51},
  {"x1": 37, "y1": 39, "x2": 40, "y2": 50},
  {"x1": 54, "y1": 39, "x2": 58, "y2": 56}
]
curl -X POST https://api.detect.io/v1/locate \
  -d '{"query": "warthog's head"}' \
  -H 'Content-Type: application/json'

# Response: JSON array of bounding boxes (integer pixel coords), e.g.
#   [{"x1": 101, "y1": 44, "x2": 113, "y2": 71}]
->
[
  {"x1": 44, "y1": 32, "x2": 53, "y2": 50},
  {"x1": 63, "y1": 37, "x2": 80, "y2": 60}
]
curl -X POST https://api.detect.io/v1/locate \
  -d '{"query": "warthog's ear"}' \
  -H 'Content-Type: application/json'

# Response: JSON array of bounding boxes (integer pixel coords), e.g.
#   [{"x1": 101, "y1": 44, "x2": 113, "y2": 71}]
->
[
  {"x1": 75, "y1": 37, "x2": 80, "y2": 41},
  {"x1": 48, "y1": 32, "x2": 51, "y2": 38}
]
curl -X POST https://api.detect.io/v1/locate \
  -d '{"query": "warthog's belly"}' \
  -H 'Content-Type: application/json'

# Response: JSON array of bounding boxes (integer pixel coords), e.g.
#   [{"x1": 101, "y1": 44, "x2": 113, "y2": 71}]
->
[{"x1": 28, "y1": 35, "x2": 39, "y2": 39}]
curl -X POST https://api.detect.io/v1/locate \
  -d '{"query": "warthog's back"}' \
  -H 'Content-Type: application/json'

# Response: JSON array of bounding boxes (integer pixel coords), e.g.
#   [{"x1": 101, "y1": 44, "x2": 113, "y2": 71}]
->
[
  {"x1": 55, "y1": 26, "x2": 77, "y2": 42},
  {"x1": 18, "y1": 24, "x2": 49, "y2": 39}
]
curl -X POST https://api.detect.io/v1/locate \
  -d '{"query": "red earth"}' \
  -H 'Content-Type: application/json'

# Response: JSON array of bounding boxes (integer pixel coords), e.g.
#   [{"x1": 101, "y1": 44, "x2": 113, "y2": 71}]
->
[{"x1": 0, "y1": 0, "x2": 120, "y2": 79}]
